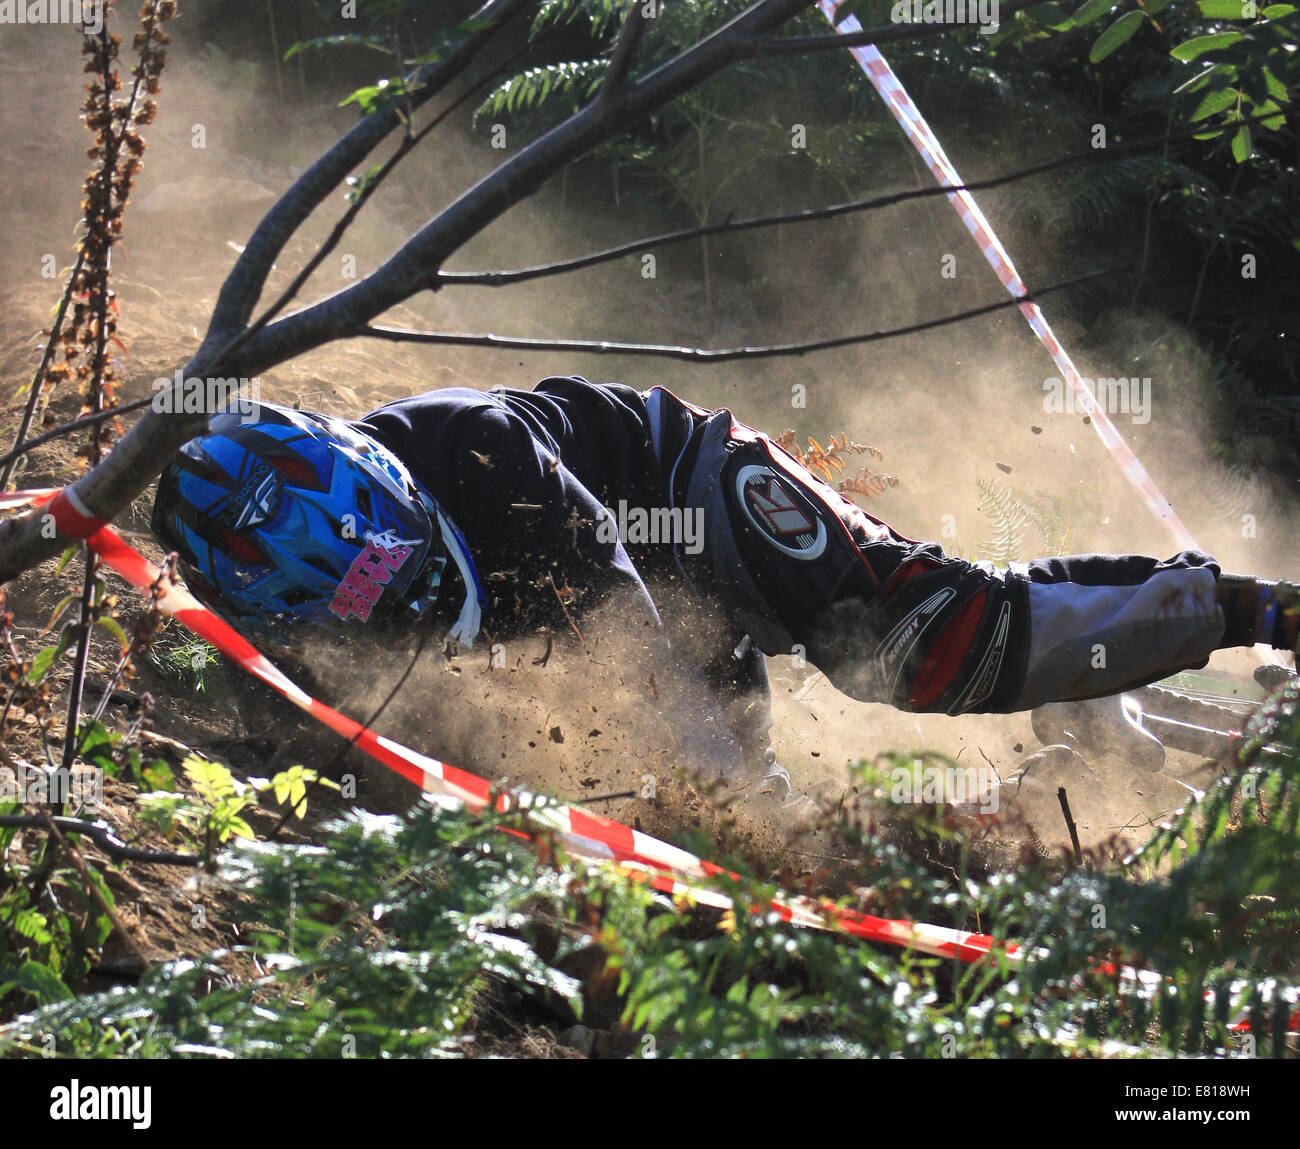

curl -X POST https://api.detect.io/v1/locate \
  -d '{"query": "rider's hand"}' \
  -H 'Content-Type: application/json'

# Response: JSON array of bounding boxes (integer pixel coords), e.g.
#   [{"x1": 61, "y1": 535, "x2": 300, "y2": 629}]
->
[{"x1": 1217, "y1": 575, "x2": 1300, "y2": 655}]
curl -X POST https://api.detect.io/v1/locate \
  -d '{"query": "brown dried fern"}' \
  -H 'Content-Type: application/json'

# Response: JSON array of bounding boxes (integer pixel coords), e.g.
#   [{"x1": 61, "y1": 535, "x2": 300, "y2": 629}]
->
[{"x1": 776, "y1": 430, "x2": 899, "y2": 501}]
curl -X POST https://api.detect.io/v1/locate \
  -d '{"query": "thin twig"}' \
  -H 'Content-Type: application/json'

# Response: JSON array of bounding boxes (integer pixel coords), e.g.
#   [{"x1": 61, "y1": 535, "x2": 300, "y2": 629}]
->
[
  {"x1": 37, "y1": 810, "x2": 150, "y2": 964},
  {"x1": 58, "y1": 557, "x2": 97, "y2": 782},
  {"x1": 547, "y1": 575, "x2": 585, "y2": 648},
  {"x1": 1, "y1": 248, "x2": 1102, "y2": 479},
  {"x1": 0, "y1": 814, "x2": 199, "y2": 866},
  {"x1": 0, "y1": 276, "x2": 1068, "y2": 470},
  {"x1": 1057, "y1": 786, "x2": 1083, "y2": 868},
  {"x1": 359, "y1": 266, "x2": 1117, "y2": 361},
  {"x1": 0, "y1": 252, "x2": 87, "y2": 491},
  {"x1": 207, "y1": 0, "x2": 534, "y2": 338},
  {"x1": 229, "y1": 39, "x2": 536, "y2": 356},
  {"x1": 573, "y1": 789, "x2": 637, "y2": 804}
]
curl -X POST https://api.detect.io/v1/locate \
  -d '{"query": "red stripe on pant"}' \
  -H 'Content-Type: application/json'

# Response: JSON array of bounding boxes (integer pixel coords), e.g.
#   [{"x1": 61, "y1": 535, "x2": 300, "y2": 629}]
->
[{"x1": 908, "y1": 590, "x2": 987, "y2": 710}]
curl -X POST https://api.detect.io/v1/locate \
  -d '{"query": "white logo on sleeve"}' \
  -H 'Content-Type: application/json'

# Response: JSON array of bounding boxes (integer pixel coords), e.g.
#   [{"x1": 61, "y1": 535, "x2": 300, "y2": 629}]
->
[{"x1": 735, "y1": 465, "x2": 827, "y2": 559}]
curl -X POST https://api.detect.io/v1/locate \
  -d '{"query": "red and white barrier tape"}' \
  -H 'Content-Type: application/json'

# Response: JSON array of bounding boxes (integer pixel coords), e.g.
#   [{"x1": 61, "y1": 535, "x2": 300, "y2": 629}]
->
[
  {"x1": 818, "y1": 2, "x2": 1200, "y2": 552},
  {"x1": 6, "y1": 484, "x2": 1294, "y2": 1034}
]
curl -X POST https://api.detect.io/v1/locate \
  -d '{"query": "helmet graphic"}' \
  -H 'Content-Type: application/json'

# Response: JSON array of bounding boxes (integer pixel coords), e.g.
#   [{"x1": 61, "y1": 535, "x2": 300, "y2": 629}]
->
[{"x1": 151, "y1": 401, "x2": 481, "y2": 644}]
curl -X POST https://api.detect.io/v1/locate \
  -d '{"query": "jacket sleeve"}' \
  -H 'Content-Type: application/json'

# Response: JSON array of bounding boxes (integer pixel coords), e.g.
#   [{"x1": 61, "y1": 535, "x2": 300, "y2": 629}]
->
[
  {"x1": 360, "y1": 387, "x2": 661, "y2": 633},
  {"x1": 646, "y1": 386, "x2": 1226, "y2": 715}
]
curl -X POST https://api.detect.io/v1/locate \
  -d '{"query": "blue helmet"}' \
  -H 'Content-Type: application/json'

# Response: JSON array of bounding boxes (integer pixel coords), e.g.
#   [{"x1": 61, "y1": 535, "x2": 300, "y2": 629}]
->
[{"x1": 151, "y1": 401, "x2": 482, "y2": 645}]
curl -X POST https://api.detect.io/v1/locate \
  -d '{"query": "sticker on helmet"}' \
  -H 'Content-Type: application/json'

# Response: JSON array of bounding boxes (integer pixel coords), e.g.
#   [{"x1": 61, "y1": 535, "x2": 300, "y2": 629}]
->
[
  {"x1": 329, "y1": 538, "x2": 414, "y2": 622},
  {"x1": 735, "y1": 464, "x2": 827, "y2": 559},
  {"x1": 365, "y1": 528, "x2": 422, "y2": 552},
  {"x1": 226, "y1": 461, "x2": 280, "y2": 531}
]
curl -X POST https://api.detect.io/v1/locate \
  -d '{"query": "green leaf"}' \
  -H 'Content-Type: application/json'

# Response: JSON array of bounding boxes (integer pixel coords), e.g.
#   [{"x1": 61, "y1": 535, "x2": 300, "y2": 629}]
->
[
  {"x1": 43, "y1": 592, "x2": 79, "y2": 632},
  {"x1": 26, "y1": 633, "x2": 71, "y2": 685},
  {"x1": 1028, "y1": 2, "x2": 1073, "y2": 26},
  {"x1": 13, "y1": 907, "x2": 52, "y2": 945},
  {"x1": 137, "y1": 792, "x2": 196, "y2": 838},
  {"x1": 1091, "y1": 11, "x2": 1146, "y2": 63},
  {"x1": 182, "y1": 755, "x2": 238, "y2": 807},
  {"x1": 54, "y1": 544, "x2": 79, "y2": 577},
  {"x1": 140, "y1": 760, "x2": 174, "y2": 792},
  {"x1": 1171, "y1": 31, "x2": 1247, "y2": 62},
  {"x1": 1197, "y1": 0, "x2": 1257, "y2": 17},
  {"x1": 1250, "y1": 97, "x2": 1287, "y2": 130},
  {"x1": 1260, "y1": 66, "x2": 1289, "y2": 102},
  {"x1": 1190, "y1": 87, "x2": 1238, "y2": 120},
  {"x1": 93, "y1": 616, "x2": 130, "y2": 654},
  {"x1": 284, "y1": 34, "x2": 388, "y2": 61},
  {"x1": 272, "y1": 765, "x2": 311, "y2": 817},
  {"x1": 346, "y1": 162, "x2": 388, "y2": 203},
  {"x1": 1070, "y1": 0, "x2": 1118, "y2": 25},
  {"x1": 339, "y1": 83, "x2": 398, "y2": 115},
  {"x1": 1262, "y1": 3, "x2": 1296, "y2": 15},
  {"x1": 1231, "y1": 123, "x2": 1252, "y2": 162},
  {"x1": 210, "y1": 796, "x2": 255, "y2": 842},
  {"x1": 15, "y1": 960, "x2": 73, "y2": 1004},
  {"x1": 77, "y1": 721, "x2": 116, "y2": 767}
]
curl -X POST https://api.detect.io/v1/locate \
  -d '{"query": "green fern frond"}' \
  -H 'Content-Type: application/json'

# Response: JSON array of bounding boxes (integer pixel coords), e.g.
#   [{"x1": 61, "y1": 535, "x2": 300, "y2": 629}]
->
[
  {"x1": 475, "y1": 59, "x2": 608, "y2": 124},
  {"x1": 1051, "y1": 154, "x2": 1208, "y2": 234},
  {"x1": 975, "y1": 478, "x2": 1068, "y2": 564},
  {"x1": 532, "y1": 0, "x2": 627, "y2": 38}
]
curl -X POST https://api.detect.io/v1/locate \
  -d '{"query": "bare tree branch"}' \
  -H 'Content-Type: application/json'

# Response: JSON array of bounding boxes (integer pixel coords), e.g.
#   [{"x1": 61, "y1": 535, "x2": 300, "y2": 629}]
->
[
  {"x1": 0, "y1": 0, "x2": 541, "y2": 583},
  {"x1": 355, "y1": 265, "x2": 1116, "y2": 361},
  {"x1": 224, "y1": 40, "x2": 537, "y2": 363},
  {"x1": 600, "y1": 1, "x2": 651, "y2": 98},
  {"x1": 269, "y1": 626, "x2": 434, "y2": 840},
  {"x1": 0, "y1": 38, "x2": 538, "y2": 481},
  {"x1": 233, "y1": 0, "x2": 809, "y2": 378},
  {"x1": 203, "y1": 0, "x2": 534, "y2": 345},
  {"x1": 0, "y1": 258, "x2": 1106, "y2": 475}
]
